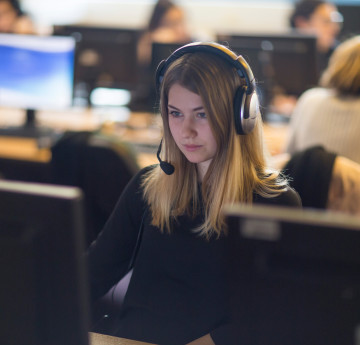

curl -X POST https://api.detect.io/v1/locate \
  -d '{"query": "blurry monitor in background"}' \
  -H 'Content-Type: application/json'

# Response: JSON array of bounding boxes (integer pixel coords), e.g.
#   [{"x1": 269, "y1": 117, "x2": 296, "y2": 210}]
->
[
  {"x1": 53, "y1": 25, "x2": 141, "y2": 107},
  {"x1": 0, "y1": 180, "x2": 90, "y2": 345},
  {"x1": 217, "y1": 33, "x2": 318, "y2": 119},
  {"x1": 337, "y1": 4, "x2": 360, "y2": 40},
  {"x1": 0, "y1": 33, "x2": 76, "y2": 137},
  {"x1": 225, "y1": 203, "x2": 360, "y2": 345},
  {"x1": 146, "y1": 41, "x2": 186, "y2": 111}
]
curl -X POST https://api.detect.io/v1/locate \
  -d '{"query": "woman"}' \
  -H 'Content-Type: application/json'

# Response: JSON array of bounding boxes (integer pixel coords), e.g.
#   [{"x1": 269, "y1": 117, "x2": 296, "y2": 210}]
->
[
  {"x1": 0, "y1": 0, "x2": 35, "y2": 34},
  {"x1": 137, "y1": 0, "x2": 191, "y2": 66},
  {"x1": 88, "y1": 42, "x2": 301, "y2": 345},
  {"x1": 285, "y1": 35, "x2": 360, "y2": 164},
  {"x1": 131, "y1": 0, "x2": 191, "y2": 112},
  {"x1": 289, "y1": 0, "x2": 343, "y2": 73}
]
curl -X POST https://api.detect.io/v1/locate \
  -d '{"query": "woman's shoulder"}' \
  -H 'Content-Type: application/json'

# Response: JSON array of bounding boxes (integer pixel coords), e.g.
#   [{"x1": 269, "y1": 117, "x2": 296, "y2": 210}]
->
[
  {"x1": 298, "y1": 87, "x2": 333, "y2": 103},
  {"x1": 131, "y1": 164, "x2": 158, "y2": 184},
  {"x1": 255, "y1": 187, "x2": 302, "y2": 208}
]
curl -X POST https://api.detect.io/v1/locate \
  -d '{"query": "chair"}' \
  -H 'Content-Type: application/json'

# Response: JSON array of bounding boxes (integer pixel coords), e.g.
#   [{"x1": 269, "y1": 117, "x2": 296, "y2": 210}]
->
[
  {"x1": 271, "y1": 146, "x2": 360, "y2": 215},
  {"x1": 50, "y1": 130, "x2": 140, "y2": 244}
]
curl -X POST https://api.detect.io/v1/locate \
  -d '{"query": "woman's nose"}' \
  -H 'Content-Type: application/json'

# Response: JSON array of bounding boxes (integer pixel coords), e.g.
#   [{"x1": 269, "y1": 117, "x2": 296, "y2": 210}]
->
[{"x1": 181, "y1": 116, "x2": 196, "y2": 138}]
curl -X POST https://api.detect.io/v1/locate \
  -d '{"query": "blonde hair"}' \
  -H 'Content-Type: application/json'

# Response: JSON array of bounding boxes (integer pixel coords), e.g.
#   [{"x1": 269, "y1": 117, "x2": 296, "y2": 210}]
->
[
  {"x1": 320, "y1": 35, "x2": 360, "y2": 95},
  {"x1": 142, "y1": 49, "x2": 288, "y2": 238}
]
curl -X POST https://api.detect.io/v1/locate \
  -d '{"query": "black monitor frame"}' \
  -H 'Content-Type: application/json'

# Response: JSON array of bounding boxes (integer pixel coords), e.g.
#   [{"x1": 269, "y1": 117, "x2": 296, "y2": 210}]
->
[
  {"x1": 0, "y1": 180, "x2": 90, "y2": 345},
  {"x1": 151, "y1": 42, "x2": 186, "y2": 108},
  {"x1": 217, "y1": 32, "x2": 319, "y2": 116},
  {"x1": 337, "y1": 4, "x2": 360, "y2": 40},
  {"x1": 53, "y1": 25, "x2": 141, "y2": 97},
  {"x1": 225, "y1": 204, "x2": 360, "y2": 345}
]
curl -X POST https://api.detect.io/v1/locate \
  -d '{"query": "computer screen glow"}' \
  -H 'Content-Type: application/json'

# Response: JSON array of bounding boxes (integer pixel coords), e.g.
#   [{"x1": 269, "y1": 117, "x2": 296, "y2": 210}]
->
[{"x1": 0, "y1": 33, "x2": 75, "y2": 110}]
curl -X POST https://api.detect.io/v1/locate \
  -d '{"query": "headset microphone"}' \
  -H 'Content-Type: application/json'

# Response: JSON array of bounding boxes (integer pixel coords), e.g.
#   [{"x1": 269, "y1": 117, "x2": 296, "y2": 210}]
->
[{"x1": 157, "y1": 139, "x2": 175, "y2": 175}]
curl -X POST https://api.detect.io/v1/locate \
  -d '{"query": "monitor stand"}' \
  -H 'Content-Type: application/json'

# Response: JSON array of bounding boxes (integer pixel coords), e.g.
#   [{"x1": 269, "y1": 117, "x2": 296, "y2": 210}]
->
[{"x1": 0, "y1": 109, "x2": 59, "y2": 140}]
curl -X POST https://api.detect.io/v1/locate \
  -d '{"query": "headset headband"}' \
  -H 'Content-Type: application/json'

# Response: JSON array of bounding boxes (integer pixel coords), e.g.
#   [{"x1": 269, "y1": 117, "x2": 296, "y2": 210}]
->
[{"x1": 156, "y1": 42, "x2": 256, "y2": 94}]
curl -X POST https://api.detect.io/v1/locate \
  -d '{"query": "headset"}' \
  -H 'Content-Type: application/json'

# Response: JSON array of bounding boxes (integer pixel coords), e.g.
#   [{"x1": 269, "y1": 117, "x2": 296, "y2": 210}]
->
[{"x1": 155, "y1": 41, "x2": 260, "y2": 135}]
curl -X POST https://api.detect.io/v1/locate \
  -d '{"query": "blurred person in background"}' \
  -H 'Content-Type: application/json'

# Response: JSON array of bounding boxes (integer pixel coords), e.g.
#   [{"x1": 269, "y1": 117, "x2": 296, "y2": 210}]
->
[
  {"x1": 284, "y1": 35, "x2": 360, "y2": 164},
  {"x1": 271, "y1": 0, "x2": 344, "y2": 117},
  {"x1": 0, "y1": 0, "x2": 35, "y2": 34},
  {"x1": 290, "y1": 0, "x2": 343, "y2": 73},
  {"x1": 137, "y1": 0, "x2": 192, "y2": 67},
  {"x1": 130, "y1": 0, "x2": 192, "y2": 112}
]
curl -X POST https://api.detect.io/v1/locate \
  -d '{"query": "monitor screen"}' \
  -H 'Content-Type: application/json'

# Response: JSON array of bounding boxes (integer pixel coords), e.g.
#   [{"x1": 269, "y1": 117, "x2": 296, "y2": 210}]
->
[
  {"x1": 149, "y1": 42, "x2": 189, "y2": 111},
  {"x1": 337, "y1": 4, "x2": 360, "y2": 40},
  {"x1": 53, "y1": 25, "x2": 141, "y2": 98},
  {"x1": 224, "y1": 204, "x2": 360, "y2": 345},
  {"x1": 217, "y1": 33, "x2": 319, "y2": 116},
  {"x1": 0, "y1": 33, "x2": 76, "y2": 136},
  {"x1": 0, "y1": 180, "x2": 90, "y2": 345}
]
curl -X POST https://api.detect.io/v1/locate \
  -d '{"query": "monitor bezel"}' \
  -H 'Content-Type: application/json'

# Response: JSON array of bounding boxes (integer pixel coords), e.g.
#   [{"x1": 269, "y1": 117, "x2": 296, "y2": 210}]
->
[{"x1": 0, "y1": 180, "x2": 90, "y2": 345}]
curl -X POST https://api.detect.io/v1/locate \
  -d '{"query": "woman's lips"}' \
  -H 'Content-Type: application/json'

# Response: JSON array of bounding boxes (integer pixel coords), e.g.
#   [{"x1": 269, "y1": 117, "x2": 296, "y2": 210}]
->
[{"x1": 184, "y1": 144, "x2": 202, "y2": 152}]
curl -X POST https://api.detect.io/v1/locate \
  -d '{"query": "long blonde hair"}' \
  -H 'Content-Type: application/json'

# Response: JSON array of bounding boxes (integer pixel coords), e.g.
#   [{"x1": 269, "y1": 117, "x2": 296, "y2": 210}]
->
[
  {"x1": 320, "y1": 35, "x2": 360, "y2": 95},
  {"x1": 142, "y1": 48, "x2": 287, "y2": 238}
]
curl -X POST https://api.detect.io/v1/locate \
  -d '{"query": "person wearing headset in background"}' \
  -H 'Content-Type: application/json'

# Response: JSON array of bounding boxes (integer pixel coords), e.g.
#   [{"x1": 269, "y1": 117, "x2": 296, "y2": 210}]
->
[
  {"x1": 284, "y1": 35, "x2": 360, "y2": 164},
  {"x1": 0, "y1": 0, "x2": 35, "y2": 34},
  {"x1": 289, "y1": 0, "x2": 343, "y2": 74},
  {"x1": 87, "y1": 41, "x2": 301, "y2": 345}
]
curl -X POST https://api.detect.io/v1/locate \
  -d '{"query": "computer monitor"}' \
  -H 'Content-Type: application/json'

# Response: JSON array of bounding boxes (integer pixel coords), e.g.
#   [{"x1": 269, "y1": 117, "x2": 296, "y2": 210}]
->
[
  {"x1": 217, "y1": 33, "x2": 319, "y2": 117},
  {"x1": 0, "y1": 180, "x2": 90, "y2": 345},
  {"x1": 0, "y1": 33, "x2": 76, "y2": 137},
  {"x1": 224, "y1": 204, "x2": 360, "y2": 345},
  {"x1": 128, "y1": 41, "x2": 189, "y2": 113},
  {"x1": 147, "y1": 42, "x2": 190, "y2": 111},
  {"x1": 53, "y1": 25, "x2": 141, "y2": 102},
  {"x1": 337, "y1": 4, "x2": 360, "y2": 40}
]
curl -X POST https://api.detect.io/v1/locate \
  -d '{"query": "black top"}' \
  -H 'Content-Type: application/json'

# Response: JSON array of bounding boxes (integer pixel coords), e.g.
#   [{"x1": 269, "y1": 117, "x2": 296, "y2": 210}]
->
[{"x1": 87, "y1": 166, "x2": 301, "y2": 345}]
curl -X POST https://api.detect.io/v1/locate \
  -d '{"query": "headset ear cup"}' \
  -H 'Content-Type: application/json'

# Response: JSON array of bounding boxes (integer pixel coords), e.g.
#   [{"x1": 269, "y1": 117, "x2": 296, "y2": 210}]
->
[
  {"x1": 155, "y1": 59, "x2": 167, "y2": 91},
  {"x1": 233, "y1": 86, "x2": 259, "y2": 135},
  {"x1": 233, "y1": 86, "x2": 246, "y2": 135},
  {"x1": 244, "y1": 91, "x2": 260, "y2": 134}
]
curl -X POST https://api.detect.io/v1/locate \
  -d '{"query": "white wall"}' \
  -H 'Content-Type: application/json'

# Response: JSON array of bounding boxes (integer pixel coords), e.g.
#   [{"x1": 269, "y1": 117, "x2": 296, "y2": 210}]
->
[{"x1": 22, "y1": 1, "x2": 294, "y2": 37}]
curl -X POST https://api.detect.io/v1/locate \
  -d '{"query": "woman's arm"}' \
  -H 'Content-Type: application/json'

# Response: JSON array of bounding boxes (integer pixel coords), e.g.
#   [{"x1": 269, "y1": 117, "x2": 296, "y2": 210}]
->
[{"x1": 87, "y1": 168, "x2": 150, "y2": 301}]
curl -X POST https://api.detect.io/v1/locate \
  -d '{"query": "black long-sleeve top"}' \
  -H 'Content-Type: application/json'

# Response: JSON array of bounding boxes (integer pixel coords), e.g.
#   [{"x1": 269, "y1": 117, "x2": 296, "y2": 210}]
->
[{"x1": 87, "y1": 165, "x2": 301, "y2": 345}]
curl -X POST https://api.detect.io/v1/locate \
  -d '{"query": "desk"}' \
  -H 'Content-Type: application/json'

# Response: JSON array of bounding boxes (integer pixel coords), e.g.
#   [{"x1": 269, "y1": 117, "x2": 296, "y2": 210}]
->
[
  {"x1": 0, "y1": 107, "x2": 289, "y2": 166},
  {"x1": 263, "y1": 122, "x2": 289, "y2": 156},
  {"x1": 0, "y1": 107, "x2": 161, "y2": 167},
  {"x1": 90, "y1": 332, "x2": 155, "y2": 345}
]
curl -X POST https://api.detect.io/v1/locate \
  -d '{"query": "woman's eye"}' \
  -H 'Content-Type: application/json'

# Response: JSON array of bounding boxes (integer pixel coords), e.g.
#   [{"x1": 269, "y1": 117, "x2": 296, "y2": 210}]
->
[
  {"x1": 197, "y1": 112, "x2": 207, "y2": 119},
  {"x1": 169, "y1": 110, "x2": 182, "y2": 117}
]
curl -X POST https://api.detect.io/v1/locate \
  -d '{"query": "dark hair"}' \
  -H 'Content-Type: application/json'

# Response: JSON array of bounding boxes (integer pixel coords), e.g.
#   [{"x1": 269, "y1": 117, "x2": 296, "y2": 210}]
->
[
  {"x1": 147, "y1": 0, "x2": 177, "y2": 32},
  {"x1": 289, "y1": 0, "x2": 326, "y2": 28},
  {"x1": 0, "y1": 0, "x2": 24, "y2": 16}
]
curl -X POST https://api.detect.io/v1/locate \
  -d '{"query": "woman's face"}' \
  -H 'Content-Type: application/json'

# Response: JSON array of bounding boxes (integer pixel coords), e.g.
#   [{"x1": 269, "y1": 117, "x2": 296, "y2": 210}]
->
[
  {"x1": 304, "y1": 3, "x2": 342, "y2": 52},
  {"x1": 154, "y1": 7, "x2": 190, "y2": 43},
  {"x1": 167, "y1": 83, "x2": 217, "y2": 180},
  {"x1": 0, "y1": 1, "x2": 17, "y2": 33}
]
